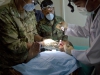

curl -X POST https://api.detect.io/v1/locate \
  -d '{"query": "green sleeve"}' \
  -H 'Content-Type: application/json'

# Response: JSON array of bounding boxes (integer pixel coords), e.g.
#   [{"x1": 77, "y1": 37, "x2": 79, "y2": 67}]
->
[
  {"x1": 59, "y1": 17, "x2": 68, "y2": 41},
  {"x1": 33, "y1": 16, "x2": 38, "y2": 35},
  {"x1": 36, "y1": 21, "x2": 43, "y2": 35},
  {"x1": 56, "y1": 16, "x2": 68, "y2": 41},
  {"x1": 62, "y1": 35, "x2": 68, "y2": 41},
  {"x1": 56, "y1": 16, "x2": 64, "y2": 22},
  {"x1": 60, "y1": 17, "x2": 64, "y2": 22}
]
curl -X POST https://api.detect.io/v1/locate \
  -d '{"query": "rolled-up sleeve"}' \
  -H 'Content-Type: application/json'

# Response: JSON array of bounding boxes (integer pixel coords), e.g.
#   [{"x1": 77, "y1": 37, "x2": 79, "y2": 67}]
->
[{"x1": 65, "y1": 17, "x2": 90, "y2": 38}]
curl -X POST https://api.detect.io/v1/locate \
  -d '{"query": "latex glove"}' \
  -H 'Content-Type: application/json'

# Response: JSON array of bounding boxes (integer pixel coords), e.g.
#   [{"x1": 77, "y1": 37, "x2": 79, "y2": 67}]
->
[
  {"x1": 64, "y1": 44, "x2": 74, "y2": 55},
  {"x1": 56, "y1": 21, "x2": 68, "y2": 31},
  {"x1": 26, "y1": 42, "x2": 40, "y2": 62}
]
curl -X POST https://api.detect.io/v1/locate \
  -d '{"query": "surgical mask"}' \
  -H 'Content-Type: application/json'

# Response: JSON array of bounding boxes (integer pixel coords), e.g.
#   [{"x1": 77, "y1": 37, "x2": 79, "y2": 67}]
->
[
  {"x1": 23, "y1": 3, "x2": 35, "y2": 11},
  {"x1": 46, "y1": 13, "x2": 54, "y2": 20},
  {"x1": 23, "y1": 0, "x2": 35, "y2": 11},
  {"x1": 77, "y1": 0, "x2": 92, "y2": 16},
  {"x1": 77, "y1": 7, "x2": 92, "y2": 16}
]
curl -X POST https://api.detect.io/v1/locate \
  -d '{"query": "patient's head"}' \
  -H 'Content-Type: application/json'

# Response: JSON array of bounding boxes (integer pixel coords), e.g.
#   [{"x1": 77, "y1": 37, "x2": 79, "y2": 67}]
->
[{"x1": 58, "y1": 41, "x2": 73, "y2": 52}]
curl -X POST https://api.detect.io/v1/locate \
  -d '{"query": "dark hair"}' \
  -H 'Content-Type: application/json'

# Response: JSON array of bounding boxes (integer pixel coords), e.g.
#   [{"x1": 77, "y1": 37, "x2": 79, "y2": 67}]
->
[
  {"x1": 69, "y1": 0, "x2": 79, "y2": 2},
  {"x1": 71, "y1": 0, "x2": 78, "y2": 2},
  {"x1": 68, "y1": 41, "x2": 74, "y2": 48},
  {"x1": 71, "y1": 0, "x2": 87, "y2": 2},
  {"x1": 40, "y1": 0, "x2": 53, "y2": 9}
]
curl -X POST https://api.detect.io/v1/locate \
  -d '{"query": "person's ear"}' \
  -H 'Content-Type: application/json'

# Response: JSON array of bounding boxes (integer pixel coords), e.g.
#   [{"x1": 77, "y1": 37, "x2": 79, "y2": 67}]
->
[
  {"x1": 42, "y1": 10, "x2": 47, "y2": 16},
  {"x1": 42, "y1": 9, "x2": 45, "y2": 14}
]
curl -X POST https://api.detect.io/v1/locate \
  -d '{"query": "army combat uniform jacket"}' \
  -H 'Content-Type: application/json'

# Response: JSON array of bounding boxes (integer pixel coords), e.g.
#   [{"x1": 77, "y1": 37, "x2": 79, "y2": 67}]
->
[
  {"x1": 0, "y1": 0, "x2": 38, "y2": 69},
  {"x1": 37, "y1": 15, "x2": 68, "y2": 41}
]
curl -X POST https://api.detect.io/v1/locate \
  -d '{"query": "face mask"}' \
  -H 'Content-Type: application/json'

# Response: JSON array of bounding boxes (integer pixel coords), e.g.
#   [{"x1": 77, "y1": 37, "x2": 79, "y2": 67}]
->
[
  {"x1": 77, "y1": 7, "x2": 92, "y2": 16},
  {"x1": 46, "y1": 13, "x2": 54, "y2": 20},
  {"x1": 23, "y1": 3, "x2": 35, "y2": 11},
  {"x1": 77, "y1": 0, "x2": 92, "y2": 16}
]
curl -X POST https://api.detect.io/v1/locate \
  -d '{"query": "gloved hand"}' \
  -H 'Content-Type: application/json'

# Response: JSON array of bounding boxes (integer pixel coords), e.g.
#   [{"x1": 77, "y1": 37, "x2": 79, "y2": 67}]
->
[
  {"x1": 56, "y1": 21, "x2": 68, "y2": 31},
  {"x1": 26, "y1": 42, "x2": 40, "y2": 62},
  {"x1": 40, "y1": 39, "x2": 58, "y2": 47}
]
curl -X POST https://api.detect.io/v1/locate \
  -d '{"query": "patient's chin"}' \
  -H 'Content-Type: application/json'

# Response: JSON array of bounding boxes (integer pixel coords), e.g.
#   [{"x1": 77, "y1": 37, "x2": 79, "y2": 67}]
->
[{"x1": 58, "y1": 47, "x2": 65, "y2": 52}]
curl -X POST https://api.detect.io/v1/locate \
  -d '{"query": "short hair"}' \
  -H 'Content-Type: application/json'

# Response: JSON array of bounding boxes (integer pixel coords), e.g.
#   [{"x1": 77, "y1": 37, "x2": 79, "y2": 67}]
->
[
  {"x1": 40, "y1": 0, "x2": 53, "y2": 9},
  {"x1": 71, "y1": 0, "x2": 78, "y2": 2},
  {"x1": 68, "y1": 41, "x2": 74, "y2": 48}
]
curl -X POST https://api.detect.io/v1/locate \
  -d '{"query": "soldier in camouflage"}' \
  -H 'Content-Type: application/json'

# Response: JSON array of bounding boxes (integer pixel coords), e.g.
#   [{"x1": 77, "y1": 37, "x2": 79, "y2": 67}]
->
[
  {"x1": 0, "y1": 0, "x2": 43, "y2": 74},
  {"x1": 37, "y1": 0, "x2": 68, "y2": 42}
]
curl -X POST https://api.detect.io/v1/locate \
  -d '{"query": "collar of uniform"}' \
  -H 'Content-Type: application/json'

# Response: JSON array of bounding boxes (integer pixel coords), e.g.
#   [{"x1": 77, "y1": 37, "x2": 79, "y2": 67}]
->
[
  {"x1": 54, "y1": 15, "x2": 60, "y2": 22},
  {"x1": 44, "y1": 16, "x2": 55, "y2": 26},
  {"x1": 0, "y1": 0, "x2": 11, "y2": 8},
  {"x1": 9, "y1": 0, "x2": 21, "y2": 18},
  {"x1": 43, "y1": 18, "x2": 52, "y2": 26},
  {"x1": 39, "y1": 15, "x2": 57, "y2": 26}
]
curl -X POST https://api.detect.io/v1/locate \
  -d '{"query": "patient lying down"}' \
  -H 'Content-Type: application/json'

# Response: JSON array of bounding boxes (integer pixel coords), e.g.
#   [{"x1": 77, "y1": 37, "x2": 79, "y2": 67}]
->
[
  {"x1": 13, "y1": 41, "x2": 79, "y2": 75},
  {"x1": 40, "y1": 39, "x2": 74, "y2": 54}
]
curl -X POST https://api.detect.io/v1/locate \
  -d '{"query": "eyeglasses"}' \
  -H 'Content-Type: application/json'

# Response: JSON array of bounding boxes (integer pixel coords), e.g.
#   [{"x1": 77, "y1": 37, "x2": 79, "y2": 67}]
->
[{"x1": 42, "y1": 5, "x2": 54, "y2": 10}]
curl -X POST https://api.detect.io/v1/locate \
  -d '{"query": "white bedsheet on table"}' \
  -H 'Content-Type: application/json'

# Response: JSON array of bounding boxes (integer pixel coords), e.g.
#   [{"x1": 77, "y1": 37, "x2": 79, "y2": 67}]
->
[{"x1": 13, "y1": 51, "x2": 79, "y2": 75}]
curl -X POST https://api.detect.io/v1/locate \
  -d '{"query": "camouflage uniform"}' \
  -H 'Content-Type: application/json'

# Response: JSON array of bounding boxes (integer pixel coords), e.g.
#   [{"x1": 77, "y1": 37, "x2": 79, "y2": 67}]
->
[
  {"x1": 37, "y1": 15, "x2": 68, "y2": 41},
  {"x1": 0, "y1": 0, "x2": 38, "y2": 70}
]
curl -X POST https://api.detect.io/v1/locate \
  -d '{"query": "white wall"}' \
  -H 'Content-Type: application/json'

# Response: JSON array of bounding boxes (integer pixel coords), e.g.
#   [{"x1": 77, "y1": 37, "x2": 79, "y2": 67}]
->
[
  {"x1": 62, "y1": 0, "x2": 89, "y2": 46},
  {"x1": 35, "y1": 0, "x2": 42, "y2": 10},
  {"x1": 53, "y1": 0, "x2": 63, "y2": 17}
]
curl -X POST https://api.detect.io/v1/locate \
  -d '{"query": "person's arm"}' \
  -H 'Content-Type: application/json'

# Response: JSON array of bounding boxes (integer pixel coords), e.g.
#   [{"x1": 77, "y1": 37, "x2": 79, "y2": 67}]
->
[
  {"x1": 71, "y1": 34, "x2": 100, "y2": 65},
  {"x1": 34, "y1": 15, "x2": 43, "y2": 41},
  {"x1": 34, "y1": 34, "x2": 43, "y2": 42},
  {"x1": 36, "y1": 20, "x2": 43, "y2": 37},
  {"x1": 55, "y1": 16, "x2": 68, "y2": 41},
  {"x1": 27, "y1": 43, "x2": 32, "y2": 49},
  {"x1": 0, "y1": 18, "x2": 41, "y2": 63},
  {"x1": 0, "y1": 19, "x2": 29, "y2": 54},
  {"x1": 25, "y1": 42, "x2": 40, "y2": 62},
  {"x1": 64, "y1": 17, "x2": 90, "y2": 38}
]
